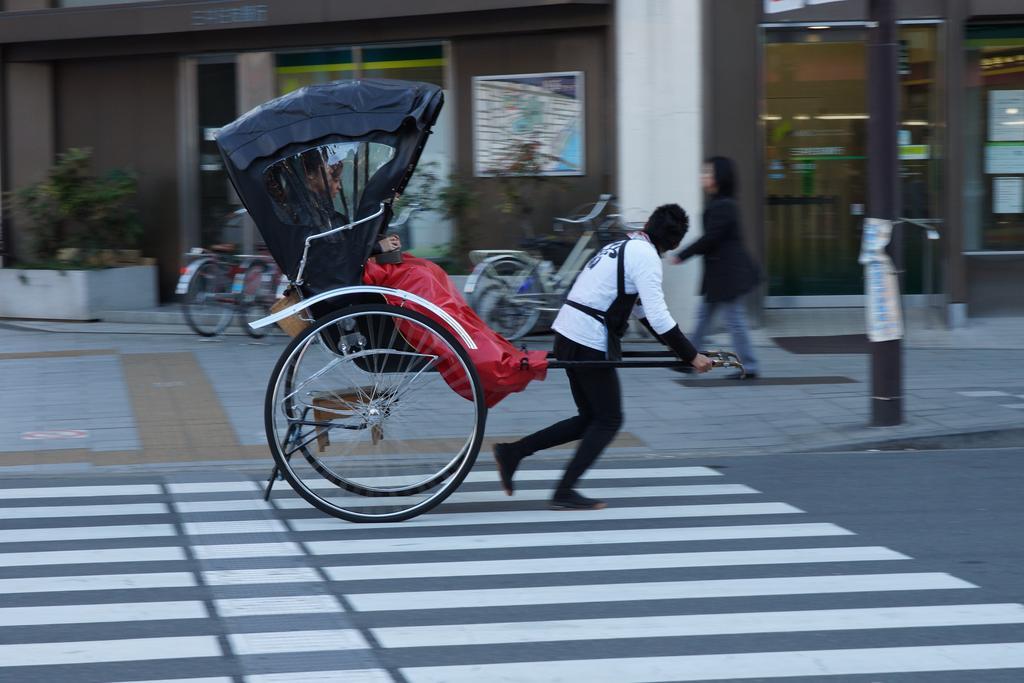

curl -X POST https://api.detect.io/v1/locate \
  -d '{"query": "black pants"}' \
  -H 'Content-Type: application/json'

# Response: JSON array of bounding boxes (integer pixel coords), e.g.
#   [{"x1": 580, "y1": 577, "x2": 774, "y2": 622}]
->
[{"x1": 512, "y1": 333, "x2": 623, "y2": 492}]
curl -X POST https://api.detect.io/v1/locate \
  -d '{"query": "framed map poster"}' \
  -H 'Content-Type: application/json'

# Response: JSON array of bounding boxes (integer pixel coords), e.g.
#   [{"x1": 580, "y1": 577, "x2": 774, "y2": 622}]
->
[{"x1": 472, "y1": 71, "x2": 585, "y2": 177}]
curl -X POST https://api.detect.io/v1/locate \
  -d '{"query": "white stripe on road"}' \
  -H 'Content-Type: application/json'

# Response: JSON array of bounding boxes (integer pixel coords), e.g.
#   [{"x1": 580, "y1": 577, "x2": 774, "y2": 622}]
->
[
  {"x1": 274, "y1": 484, "x2": 758, "y2": 509},
  {"x1": 349, "y1": 572, "x2": 974, "y2": 612},
  {"x1": 192, "y1": 542, "x2": 303, "y2": 560},
  {"x1": 0, "y1": 572, "x2": 195, "y2": 595},
  {"x1": 0, "y1": 503, "x2": 169, "y2": 519},
  {"x1": 401, "y1": 642, "x2": 1024, "y2": 682},
  {"x1": 0, "y1": 635, "x2": 220, "y2": 668},
  {"x1": 0, "y1": 600, "x2": 207, "y2": 627},
  {"x1": 202, "y1": 567, "x2": 322, "y2": 586},
  {"x1": 0, "y1": 546, "x2": 185, "y2": 567},
  {"x1": 246, "y1": 671, "x2": 393, "y2": 683},
  {"x1": 0, "y1": 484, "x2": 162, "y2": 499},
  {"x1": 324, "y1": 546, "x2": 907, "y2": 582},
  {"x1": 175, "y1": 499, "x2": 273, "y2": 513},
  {"x1": 184, "y1": 520, "x2": 286, "y2": 536},
  {"x1": 227, "y1": 629, "x2": 368, "y2": 655},
  {"x1": 306, "y1": 523, "x2": 854, "y2": 556},
  {"x1": 0, "y1": 523, "x2": 176, "y2": 544},
  {"x1": 215, "y1": 595, "x2": 344, "y2": 618},
  {"x1": 305, "y1": 466, "x2": 722, "y2": 490},
  {"x1": 376, "y1": 603, "x2": 1024, "y2": 648},
  {"x1": 290, "y1": 503, "x2": 802, "y2": 532},
  {"x1": 167, "y1": 481, "x2": 259, "y2": 494},
  {"x1": 121, "y1": 679, "x2": 232, "y2": 683}
]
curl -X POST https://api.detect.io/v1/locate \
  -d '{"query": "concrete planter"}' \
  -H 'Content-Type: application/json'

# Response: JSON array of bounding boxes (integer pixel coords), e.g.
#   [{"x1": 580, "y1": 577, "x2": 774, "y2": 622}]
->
[{"x1": 0, "y1": 265, "x2": 158, "y2": 321}]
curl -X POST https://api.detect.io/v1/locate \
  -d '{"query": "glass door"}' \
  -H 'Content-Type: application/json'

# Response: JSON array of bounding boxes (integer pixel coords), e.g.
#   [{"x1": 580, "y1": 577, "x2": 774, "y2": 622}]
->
[
  {"x1": 197, "y1": 59, "x2": 238, "y2": 249},
  {"x1": 762, "y1": 24, "x2": 942, "y2": 299}
]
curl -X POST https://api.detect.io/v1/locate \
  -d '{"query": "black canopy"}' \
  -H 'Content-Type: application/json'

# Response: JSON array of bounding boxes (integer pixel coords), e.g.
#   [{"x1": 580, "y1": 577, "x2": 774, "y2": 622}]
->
[{"x1": 216, "y1": 79, "x2": 443, "y2": 293}]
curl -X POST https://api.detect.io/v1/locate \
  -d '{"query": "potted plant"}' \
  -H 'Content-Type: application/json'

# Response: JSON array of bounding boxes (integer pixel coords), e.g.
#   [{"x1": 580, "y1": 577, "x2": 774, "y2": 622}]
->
[
  {"x1": 1, "y1": 148, "x2": 158, "y2": 320},
  {"x1": 394, "y1": 161, "x2": 479, "y2": 274}
]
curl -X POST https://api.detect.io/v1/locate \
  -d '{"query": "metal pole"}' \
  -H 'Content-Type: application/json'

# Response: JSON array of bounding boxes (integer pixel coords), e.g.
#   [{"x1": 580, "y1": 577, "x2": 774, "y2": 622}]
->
[{"x1": 868, "y1": 0, "x2": 903, "y2": 425}]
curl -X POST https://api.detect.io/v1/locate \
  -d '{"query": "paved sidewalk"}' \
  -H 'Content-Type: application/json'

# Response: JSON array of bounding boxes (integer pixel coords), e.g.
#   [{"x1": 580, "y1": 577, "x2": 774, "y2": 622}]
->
[{"x1": 2, "y1": 309, "x2": 1023, "y2": 475}]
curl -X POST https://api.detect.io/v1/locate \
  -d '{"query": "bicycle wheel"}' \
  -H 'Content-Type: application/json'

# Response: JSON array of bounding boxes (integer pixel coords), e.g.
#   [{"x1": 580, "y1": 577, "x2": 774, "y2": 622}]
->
[
  {"x1": 182, "y1": 260, "x2": 234, "y2": 337},
  {"x1": 469, "y1": 261, "x2": 542, "y2": 340},
  {"x1": 264, "y1": 303, "x2": 486, "y2": 523},
  {"x1": 240, "y1": 261, "x2": 273, "y2": 338}
]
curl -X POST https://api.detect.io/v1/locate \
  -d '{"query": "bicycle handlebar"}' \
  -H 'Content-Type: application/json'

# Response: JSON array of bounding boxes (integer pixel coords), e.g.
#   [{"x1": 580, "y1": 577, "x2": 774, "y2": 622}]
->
[{"x1": 553, "y1": 193, "x2": 615, "y2": 226}]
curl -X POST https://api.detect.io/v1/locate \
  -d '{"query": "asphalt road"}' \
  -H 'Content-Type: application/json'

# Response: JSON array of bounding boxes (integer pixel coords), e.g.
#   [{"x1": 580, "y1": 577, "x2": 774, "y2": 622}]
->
[{"x1": 2, "y1": 446, "x2": 1024, "y2": 682}]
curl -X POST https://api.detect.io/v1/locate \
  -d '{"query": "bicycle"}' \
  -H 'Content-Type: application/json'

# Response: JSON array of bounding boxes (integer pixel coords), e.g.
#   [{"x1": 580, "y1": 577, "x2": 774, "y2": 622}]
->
[
  {"x1": 176, "y1": 209, "x2": 284, "y2": 338},
  {"x1": 463, "y1": 194, "x2": 626, "y2": 340}
]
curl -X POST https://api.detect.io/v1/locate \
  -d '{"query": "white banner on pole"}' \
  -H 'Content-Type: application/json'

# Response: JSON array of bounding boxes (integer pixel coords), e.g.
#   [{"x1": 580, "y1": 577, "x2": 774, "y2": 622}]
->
[{"x1": 859, "y1": 217, "x2": 904, "y2": 343}]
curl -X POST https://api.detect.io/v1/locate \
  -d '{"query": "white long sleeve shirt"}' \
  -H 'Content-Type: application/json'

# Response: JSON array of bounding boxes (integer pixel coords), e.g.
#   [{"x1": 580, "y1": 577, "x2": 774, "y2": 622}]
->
[{"x1": 552, "y1": 232, "x2": 678, "y2": 352}]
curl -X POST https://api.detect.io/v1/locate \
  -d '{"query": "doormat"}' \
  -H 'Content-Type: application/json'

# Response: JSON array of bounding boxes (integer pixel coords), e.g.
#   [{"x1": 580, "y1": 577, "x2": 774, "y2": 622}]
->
[
  {"x1": 771, "y1": 334, "x2": 870, "y2": 354},
  {"x1": 676, "y1": 375, "x2": 858, "y2": 388}
]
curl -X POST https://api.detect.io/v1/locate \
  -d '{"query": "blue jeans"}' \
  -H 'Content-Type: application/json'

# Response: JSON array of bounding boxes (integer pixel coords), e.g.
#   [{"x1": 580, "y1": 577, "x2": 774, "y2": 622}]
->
[{"x1": 690, "y1": 295, "x2": 760, "y2": 374}]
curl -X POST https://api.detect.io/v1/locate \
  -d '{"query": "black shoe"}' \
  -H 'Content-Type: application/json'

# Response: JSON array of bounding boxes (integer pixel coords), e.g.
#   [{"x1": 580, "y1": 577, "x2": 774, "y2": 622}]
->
[
  {"x1": 729, "y1": 371, "x2": 758, "y2": 380},
  {"x1": 493, "y1": 443, "x2": 521, "y2": 496},
  {"x1": 550, "y1": 489, "x2": 607, "y2": 511}
]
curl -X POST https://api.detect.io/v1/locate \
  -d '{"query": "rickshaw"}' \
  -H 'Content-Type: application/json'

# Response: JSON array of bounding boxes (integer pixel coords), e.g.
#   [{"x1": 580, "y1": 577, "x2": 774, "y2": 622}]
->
[{"x1": 216, "y1": 78, "x2": 741, "y2": 523}]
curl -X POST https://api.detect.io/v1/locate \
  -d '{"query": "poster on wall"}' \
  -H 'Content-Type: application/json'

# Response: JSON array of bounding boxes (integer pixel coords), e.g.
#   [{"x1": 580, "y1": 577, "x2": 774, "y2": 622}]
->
[
  {"x1": 989, "y1": 90, "x2": 1024, "y2": 142},
  {"x1": 985, "y1": 143, "x2": 1024, "y2": 174},
  {"x1": 994, "y1": 176, "x2": 1024, "y2": 214},
  {"x1": 473, "y1": 71, "x2": 584, "y2": 177}
]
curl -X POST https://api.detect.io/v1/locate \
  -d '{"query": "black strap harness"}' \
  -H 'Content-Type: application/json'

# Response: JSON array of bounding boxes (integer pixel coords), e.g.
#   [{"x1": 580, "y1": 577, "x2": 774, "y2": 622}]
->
[{"x1": 565, "y1": 239, "x2": 638, "y2": 362}]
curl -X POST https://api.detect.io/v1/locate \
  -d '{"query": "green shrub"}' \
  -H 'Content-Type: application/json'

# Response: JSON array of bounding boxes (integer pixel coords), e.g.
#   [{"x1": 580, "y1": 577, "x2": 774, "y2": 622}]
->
[{"x1": 9, "y1": 148, "x2": 142, "y2": 266}]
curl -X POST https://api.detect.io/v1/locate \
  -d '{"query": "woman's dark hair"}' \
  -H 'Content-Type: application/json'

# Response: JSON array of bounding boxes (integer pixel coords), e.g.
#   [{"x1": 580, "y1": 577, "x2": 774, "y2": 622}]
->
[
  {"x1": 645, "y1": 203, "x2": 689, "y2": 253},
  {"x1": 706, "y1": 155, "x2": 737, "y2": 198}
]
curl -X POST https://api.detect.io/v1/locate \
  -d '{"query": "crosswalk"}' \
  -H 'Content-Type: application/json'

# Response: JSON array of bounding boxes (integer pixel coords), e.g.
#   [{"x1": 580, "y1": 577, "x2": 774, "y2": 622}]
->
[{"x1": 2, "y1": 462, "x2": 1024, "y2": 682}]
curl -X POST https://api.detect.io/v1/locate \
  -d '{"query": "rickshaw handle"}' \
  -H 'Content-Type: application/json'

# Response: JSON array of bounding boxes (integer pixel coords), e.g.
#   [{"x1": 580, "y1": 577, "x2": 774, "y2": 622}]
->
[{"x1": 294, "y1": 203, "x2": 387, "y2": 286}]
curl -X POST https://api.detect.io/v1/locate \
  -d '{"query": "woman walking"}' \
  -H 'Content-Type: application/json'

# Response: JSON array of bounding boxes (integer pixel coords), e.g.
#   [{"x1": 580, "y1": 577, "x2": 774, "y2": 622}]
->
[{"x1": 672, "y1": 156, "x2": 761, "y2": 379}]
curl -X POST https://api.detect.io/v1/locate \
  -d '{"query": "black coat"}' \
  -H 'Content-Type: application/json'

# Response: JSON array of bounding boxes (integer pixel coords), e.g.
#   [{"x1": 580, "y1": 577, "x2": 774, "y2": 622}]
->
[{"x1": 676, "y1": 196, "x2": 760, "y2": 303}]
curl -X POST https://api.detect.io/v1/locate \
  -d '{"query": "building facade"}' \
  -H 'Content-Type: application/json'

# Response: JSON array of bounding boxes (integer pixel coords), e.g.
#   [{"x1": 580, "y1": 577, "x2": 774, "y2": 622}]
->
[
  {"x1": 705, "y1": 0, "x2": 1024, "y2": 323},
  {"x1": 4, "y1": 0, "x2": 1017, "y2": 325},
  {"x1": 0, "y1": 0, "x2": 617, "y2": 298}
]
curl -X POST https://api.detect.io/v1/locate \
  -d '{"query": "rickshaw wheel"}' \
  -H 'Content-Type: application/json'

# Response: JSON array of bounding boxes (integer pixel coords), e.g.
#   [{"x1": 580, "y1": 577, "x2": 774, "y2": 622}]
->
[{"x1": 264, "y1": 302, "x2": 486, "y2": 523}]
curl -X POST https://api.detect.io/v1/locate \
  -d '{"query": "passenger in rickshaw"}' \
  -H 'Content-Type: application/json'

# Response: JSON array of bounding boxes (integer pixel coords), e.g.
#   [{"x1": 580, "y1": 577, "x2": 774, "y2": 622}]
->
[{"x1": 493, "y1": 204, "x2": 713, "y2": 511}]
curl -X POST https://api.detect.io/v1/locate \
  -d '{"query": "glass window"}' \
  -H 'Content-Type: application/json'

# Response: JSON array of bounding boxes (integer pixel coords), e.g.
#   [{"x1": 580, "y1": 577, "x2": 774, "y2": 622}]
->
[
  {"x1": 965, "y1": 24, "x2": 1024, "y2": 251},
  {"x1": 275, "y1": 49, "x2": 355, "y2": 97},
  {"x1": 762, "y1": 25, "x2": 942, "y2": 297},
  {"x1": 264, "y1": 142, "x2": 395, "y2": 230},
  {"x1": 274, "y1": 44, "x2": 445, "y2": 96},
  {"x1": 360, "y1": 45, "x2": 445, "y2": 86}
]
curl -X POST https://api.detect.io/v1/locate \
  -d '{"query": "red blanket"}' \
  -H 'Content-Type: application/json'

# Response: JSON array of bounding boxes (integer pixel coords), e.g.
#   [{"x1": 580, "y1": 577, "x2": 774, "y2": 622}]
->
[{"x1": 363, "y1": 254, "x2": 548, "y2": 407}]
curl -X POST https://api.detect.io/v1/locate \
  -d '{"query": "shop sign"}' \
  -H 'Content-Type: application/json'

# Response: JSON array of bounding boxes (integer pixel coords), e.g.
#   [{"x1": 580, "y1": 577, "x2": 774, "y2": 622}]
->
[
  {"x1": 192, "y1": 4, "x2": 268, "y2": 27},
  {"x1": 764, "y1": 0, "x2": 844, "y2": 14},
  {"x1": 899, "y1": 144, "x2": 929, "y2": 160}
]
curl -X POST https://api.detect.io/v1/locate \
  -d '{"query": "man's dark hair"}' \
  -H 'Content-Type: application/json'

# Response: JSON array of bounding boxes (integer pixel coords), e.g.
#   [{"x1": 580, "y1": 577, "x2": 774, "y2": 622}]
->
[
  {"x1": 645, "y1": 203, "x2": 689, "y2": 253},
  {"x1": 706, "y1": 155, "x2": 737, "y2": 198}
]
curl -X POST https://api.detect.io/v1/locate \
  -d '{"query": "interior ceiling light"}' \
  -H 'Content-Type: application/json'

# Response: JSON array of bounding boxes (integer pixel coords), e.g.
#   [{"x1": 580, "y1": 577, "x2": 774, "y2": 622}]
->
[
  {"x1": 808, "y1": 25, "x2": 831, "y2": 30},
  {"x1": 815, "y1": 114, "x2": 869, "y2": 120}
]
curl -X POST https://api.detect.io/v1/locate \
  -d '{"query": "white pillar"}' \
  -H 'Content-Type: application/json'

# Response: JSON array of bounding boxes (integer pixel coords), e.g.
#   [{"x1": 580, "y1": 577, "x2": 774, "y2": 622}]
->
[{"x1": 615, "y1": 0, "x2": 704, "y2": 334}]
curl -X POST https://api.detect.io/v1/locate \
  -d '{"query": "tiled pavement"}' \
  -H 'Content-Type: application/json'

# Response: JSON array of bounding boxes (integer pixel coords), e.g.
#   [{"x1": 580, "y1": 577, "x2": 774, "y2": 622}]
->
[{"x1": 1, "y1": 310, "x2": 1023, "y2": 473}]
